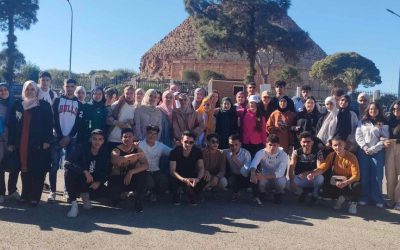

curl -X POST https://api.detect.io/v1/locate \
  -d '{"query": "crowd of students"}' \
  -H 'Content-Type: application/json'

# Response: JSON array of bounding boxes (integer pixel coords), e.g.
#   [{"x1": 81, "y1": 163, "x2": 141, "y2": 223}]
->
[{"x1": 0, "y1": 71, "x2": 399, "y2": 218}]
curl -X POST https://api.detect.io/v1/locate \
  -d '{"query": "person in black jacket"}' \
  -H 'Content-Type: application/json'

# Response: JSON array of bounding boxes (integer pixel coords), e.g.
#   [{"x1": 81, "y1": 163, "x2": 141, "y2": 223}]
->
[
  {"x1": 8, "y1": 80, "x2": 53, "y2": 206},
  {"x1": 64, "y1": 129, "x2": 110, "y2": 218},
  {"x1": 215, "y1": 97, "x2": 238, "y2": 149}
]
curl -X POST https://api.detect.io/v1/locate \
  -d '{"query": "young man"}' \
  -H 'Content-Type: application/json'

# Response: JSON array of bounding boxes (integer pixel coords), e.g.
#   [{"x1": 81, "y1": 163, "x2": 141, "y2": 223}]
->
[
  {"x1": 169, "y1": 131, "x2": 207, "y2": 205},
  {"x1": 48, "y1": 79, "x2": 84, "y2": 202},
  {"x1": 64, "y1": 129, "x2": 110, "y2": 218},
  {"x1": 138, "y1": 125, "x2": 171, "y2": 201},
  {"x1": 292, "y1": 85, "x2": 311, "y2": 113},
  {"x1": 202, "y1": 134, "x2": 227, "y2": 190},
  {"x1": 38, "y1": 71, "x2": 58, "y2": 106},
  {"x1": 250, "y1": 134, "x2": 288, "y2": 204},
  {"x1": 246, "y1": 82, "x2": 258, "y2": 97},
  {"x1": 288, "y1": 132, "x2": 324, "y2": 203},
  {"x1": 104, "y1": 87, "x2": 118, "y2": 108},
  {"x1": 223, "y1": 134, "x2": 259, "y2": 202},
  {"x1": 269, "y1": 81, "x2": 295, "y2": 113},
  {"x1": 109, "y1": 128, "x2": 149, "y2": 212},
  {"x1": 307, "y1": 135, "x2": 361, "y2": 214}
]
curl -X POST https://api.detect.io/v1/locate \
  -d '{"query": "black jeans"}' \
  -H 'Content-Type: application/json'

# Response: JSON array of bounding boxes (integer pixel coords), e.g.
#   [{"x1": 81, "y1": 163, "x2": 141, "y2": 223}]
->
[
  {"x1": 228, "y1": 174, "x2": 260, "y2": 198},
  {"x1": 170, "y1": 177, "x2": 207, "y2": 199},
  {"x1": 320, "y1": 181, "x2": 361, "y2": 202},
  {"x1": 107, "y1": 171, "x2": 148, "y2": 207},
  {"x1": 0, "y1": 168, "x2": 19, "y2": 196},
  {"x1": 64, "y1": 169, "x2": 106, "y2": 202},
  {"x1": 146, "y1": 171, "x2": 169, "y2": 193},
  {"x1": 21, "y1": 171, "x2": 46, "y2": 202}
]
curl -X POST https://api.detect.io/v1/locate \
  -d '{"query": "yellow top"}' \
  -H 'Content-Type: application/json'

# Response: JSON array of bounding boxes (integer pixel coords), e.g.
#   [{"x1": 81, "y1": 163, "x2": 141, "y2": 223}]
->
[{"x1": 317, "y1": 151, "x2": 360, "y2": 183}]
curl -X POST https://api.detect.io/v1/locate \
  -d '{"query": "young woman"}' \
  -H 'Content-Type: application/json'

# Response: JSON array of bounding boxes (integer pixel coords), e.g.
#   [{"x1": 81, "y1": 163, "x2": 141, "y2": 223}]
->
[
  {"x1": 385, "y1": 100, "x2": 400, "y2": 210},
  {"x1": 259, "y1": 90, "x2": 272, "y2": 121},
  {"x1": 238, "y1": 95, "x2": 266, "y2": 157},
  {"x1": 266, "y1": 97, "x2": 295, "y2": 154},
  {"x1": 210, "y1": 90, "x2": 220, "y2": 111},
  {"x1": 316, "y1": 96, "x2": 338, "y2": 146},
  {"x1": 157, "y1": 90, "x2": 174, "y2": 147},
  {"x1": 134, "y1": 88, "x2": 145, "y2": 107},
  {"x1": 335, "y1": 95, "x2": 359, "y2": 152},
  {"x1": 293, "y1": 96, "x2": 320, "y2": 147},
  {"x1": 215, "y1": 97, "x2": 238, "y2": 149},
  {"x1": 74, "y1": 86, "x2": 87, "y2": 104},
  {"x1": 8, "y1": 80, "x2": 53, "y2": 206},
  {"x1": 196, "y1": 96, "x2": 216, "y2": 147},
  {"x1": 134, "y1": 89, "x2": 162, "y2": 141},
  {"x1": 192, "y1": 88, "x2": 206, "y2": 110},
  {"x1": 355, "y1": 102, "x2": 388, "y2": 208},
  {"x1": 234, "y1": 91, "x2": 247, "y2": 111}
]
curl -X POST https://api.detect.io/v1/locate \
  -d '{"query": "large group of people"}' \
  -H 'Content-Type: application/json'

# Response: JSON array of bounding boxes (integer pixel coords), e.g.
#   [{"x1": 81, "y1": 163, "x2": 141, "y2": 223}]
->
[{"x1": 0, "y1": 71, "x2": 399, "y2": 219}]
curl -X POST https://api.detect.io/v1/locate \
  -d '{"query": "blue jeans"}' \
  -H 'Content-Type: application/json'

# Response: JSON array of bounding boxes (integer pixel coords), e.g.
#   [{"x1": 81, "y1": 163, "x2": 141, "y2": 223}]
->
[
  {"x1": 49, "y1": 138, "x2": 77, "y2": 193},
  {"x1": 293, "y1": 174, "x2": 324, "y2": 197},
  {"x1": 357, "y1": 148, "x2": 385, "y2": 204}
]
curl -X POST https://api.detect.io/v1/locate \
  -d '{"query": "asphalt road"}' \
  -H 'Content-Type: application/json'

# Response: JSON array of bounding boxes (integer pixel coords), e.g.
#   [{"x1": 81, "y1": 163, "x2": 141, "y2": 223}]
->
[{"x1": 0, "y1": 171, "x2": 399, "y2": 250}]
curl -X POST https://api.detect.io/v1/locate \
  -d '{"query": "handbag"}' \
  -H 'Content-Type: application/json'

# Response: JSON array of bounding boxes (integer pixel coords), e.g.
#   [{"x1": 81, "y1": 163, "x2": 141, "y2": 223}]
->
[{"x1": 328, "y1": 154, "x2": 347, "y2": 186}]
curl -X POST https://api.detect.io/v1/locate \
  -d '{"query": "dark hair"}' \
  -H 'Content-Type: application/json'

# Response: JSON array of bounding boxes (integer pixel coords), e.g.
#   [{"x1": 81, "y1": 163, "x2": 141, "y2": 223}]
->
[
  {"x1": 298, "y1": 131, "x2": 313, "y2": 140},
  {"x1": 331, "y1": 134, "x2": 345, "y2": 142},
  {"x1": 361, "y1": 101, "x2": 386, "y2": 125},
  {"x1": 274, "y1": 80, "x2": 286, "y2": 88},
  {"x1": 331, "y1": 87, "x2": 345, "y2": 97},
  {"x1": 247, "y1": 82, "x2": 256, "y2": 87},
  {"x1": 121, "y1": 128, "x2": 134, "y2": 137},
  {"x1": 301, "y1": 85, "x2": 311, "y2": 91},
  {"x1": 228, "y1": 133, "x2": 241, "y2": 141},
  {"x1": 91, "y1": 129, "x2": 105, "y2": 138},
  {"x1": 181, "y1": 130, "x2": 196, "y2": 140},
  {"x1": 389, "y1": 100, "x2": 400, "y2": 136},
  {"x1": 206, "y1": 133, "x2": 219, "y2": 141},
  {"x1": 300, "y1": 96, "x2": 319, "y2": 116},
  {"x1": 146, "y1": 125, "x2": 160, "y2": 133},
  {"x1": 155, "y1": 90, "x2": 162, "y2": 105},
  {"x1": 267, "y1": 134, "x2": 280, "y2": 144},
  {"x1": 39, "y1": 71, "x2": 52, "y2": 79},
  {"x1": 104, "y1": 87, "x2": 118, "y2": 98},
  {"x1": 64, "y1": 78, "x2": 77, "y2": 85}
]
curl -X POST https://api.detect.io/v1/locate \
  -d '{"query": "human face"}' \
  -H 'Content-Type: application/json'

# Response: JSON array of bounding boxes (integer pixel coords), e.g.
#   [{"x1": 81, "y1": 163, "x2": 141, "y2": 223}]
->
[
  {"x1": 124, "y1": 88, "x2": 135, "y2": 103},
  {"x1": 228, "y1": 139, "x2": 241, "y2": 154},
  {"x1": 300, "y1": 137, "x2": 314, "y2": 153},
  {"x1": 90, "y1": 134, "x2": 105, "y2": 150},
  {"x1": 25, "y1": 84, "x2": 37, "y2": 99},
  {"x1": 196, "y1": 90, "x2": 205, "y2": 102},
  {"x1": 170, "y1": 84, "x2": 179, "y2": 93},
  {"x1": 261, "y1": 94, "x2": 270, "y2": 105},
  {"x1": 0, "y1": 86, "x2": 9, "y2": 99},
  {"x1": 64, "y1": 83, "x2": 76, "y2": 97},
  {"x1": 202, "y1": 100, "x2": 211, "y2": 112},
  {"x1": 178, "y1": 94, "x2": 189, "y2": 108},
  {"x1": 305, "y1": 99, "x2": 315, "y2": 113},
  {"x1": 236, "y1": 93, "x2": 245, "y2": 105},
  {"x1": 325, "y1": 101, "x2": 334, "y2": 112},
  {"x1": 164, "y1": 93, "x2": 173, "y2": 106},
  {"x1": 148, "y1": 92, "x2": 157, "y2": 106},
  {"x1": 249, "y1": 101, "x2": 257, "y2": 111},
  {"x1": 77, "y1": 90, "x2": 86, "y2": 102},
  {"x1": 266, "y1": 141, "x2": 279, "y2": 154},
  {"x1": 393, "y1": 104, "x2": 400, "y2": 118},
  {"x1": 331, "y1": 139, "x2": 345, "y2": 156},
  {"x1": 368, "y1": 104, "x2": 379, "y2": 118},
  {"x1": 222, "y1": 100, "x2": 232, "y2": 111},
  {"x1": 136, "y1": 90, "x2": 144, "y2": 103},
  {"x1": 338, "y1": 97, "x2": 348, "y2": 109},
  {"x1": 275, "y1": 86, "x2": 284, "y2": 96},
  {"x1": 279, "y1": 99, "x2": 287, "y2": 109},
  {"x1": 146, "y1": 130, "x2": 159, "y2": 144},
  {"x1": 181, "y1": 135, "x2": 195, "y2": 151},
  {"x1": 211, "y1": 92, "x2": 219, "y2": 104},
  {"x1": 155, "y1": 93, "x2": 161, "y2": 105},
  {"x1": 247, "y1": 85, "x2": 256, "y2": 95},
  {"x1": 121, "y1": 132, "x2": 134, "y2": 146},
  {"x1": 301, "y1": 90, "x2": 309, "y2": 99},
  {"x1": 358, "y1": 95, "x2": 368, "y2": 105},
  {"x1": 208, "y1": 137, "x2": 219, "y2": 150},
  {"x1": 92, "y1": 89, "x2": 103, "y2": 103},
  {"x1": 39, "y1": 76, "x2": 51, "y2": 90}
]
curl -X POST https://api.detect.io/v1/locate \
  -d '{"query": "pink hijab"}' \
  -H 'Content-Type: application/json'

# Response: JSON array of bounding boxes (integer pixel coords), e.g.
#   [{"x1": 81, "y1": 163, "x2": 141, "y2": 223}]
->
[{"x1": 157, "y1": 90, "x2": 174, "y2": 123}]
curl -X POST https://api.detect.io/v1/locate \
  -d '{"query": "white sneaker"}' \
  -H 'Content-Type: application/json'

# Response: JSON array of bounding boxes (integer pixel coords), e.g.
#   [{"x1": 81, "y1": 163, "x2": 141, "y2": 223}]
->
[
  {"x1": 0, "y1": 195, "x2": 5, "y2": 203},
  {"x1": 376, "y1": 203, "x2": 384, "y2": 208},
  {"x1": 348, "y1": 202, "x2": 357, "y2": 214},
  {"x1": 47, "y1": 192, "x2": 56, "y2": 202},
  {"x1": 8, "y1": 191, "x2": 20, "y2": 200},
  {"x1": 67, "y1": 201, "x2": 79, "y2": 218},
  {"x1": 334, "y1": 196, "x2": 346, "y2": 210},
  {"x1": 63, "y1": 191, "x2": 69, "y2": 201},
  {"x1": 81, "y1": 193, "x2": 92, "y2": 209},
  {"x1": 358, "y1": 201, "x2": 367, "y2": 206},
  {"x1": 394, "y1": 202, "x2": 400, "y2": 211}
]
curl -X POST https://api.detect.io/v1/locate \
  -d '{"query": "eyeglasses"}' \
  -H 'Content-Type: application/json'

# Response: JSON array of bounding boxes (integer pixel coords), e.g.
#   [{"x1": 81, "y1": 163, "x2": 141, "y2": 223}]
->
[
  {"x1": 210, "y1": 139, "x2": 219, "y2": 144},
  {"x1": 183, "y1": 140, "x2": 194, "y2": 145}
]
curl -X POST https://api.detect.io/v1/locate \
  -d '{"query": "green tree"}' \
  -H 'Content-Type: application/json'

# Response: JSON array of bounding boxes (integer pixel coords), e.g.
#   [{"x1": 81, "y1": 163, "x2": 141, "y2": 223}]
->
[
  {"x1": 0, "y1": 0, "x2": 39, "y2": 83},
  {"x1": 201, "y1": 69, "x2": 225, "y2": 82},
  {"x1": 275, "y1": 65, "x2": 302, "y2": 86},
  {"x1": 182, "y1": 69, "x2": 200, "y2": 83},
  {"x1": 309, "y1": 52, "x2": 381, "y2": 92},
  {"x1": 378, "y1": 94, "x2": 397, "y2": 112},
  {"x1": 185, "y1": 0, "x2": 310, "y2": 83},
  {"x1": 16, "y1": 62, "x2": 40, "y2": 83}
]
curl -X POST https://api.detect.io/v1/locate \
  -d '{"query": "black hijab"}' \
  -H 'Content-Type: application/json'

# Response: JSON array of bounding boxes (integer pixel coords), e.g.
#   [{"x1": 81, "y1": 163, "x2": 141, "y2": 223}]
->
[{"x1": 335, "y1": 95, "x2": 352, "y2": 140}]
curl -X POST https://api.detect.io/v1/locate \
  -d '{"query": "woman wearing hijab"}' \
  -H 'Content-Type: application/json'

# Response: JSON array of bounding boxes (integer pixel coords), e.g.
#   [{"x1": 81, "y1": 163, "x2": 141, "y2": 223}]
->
[
  {"x1": 80, "y1": 87, "x2": 108, "y2": 143},
  {"x1": 266, "y1": 97, "x2": 296, "y2": 154},
  {"x1": 134, "y1": 89, "x2": 162, "y2": 141},
  {"x1": 134, "y1": 88, "x2": 145, "y2": 107},
  {"x1": 8, "y1": 80, "x2": 53, "y2": 206},
  {"x1": 335, "y1": 95, "x2": 359, "y2": 152},
  {"x1": 0, "y1": 83, "x2": 19, "y2": 203},
  {"x1": 74, "y1": 86, "x2": 87, "y2": 104},
  {"x1": 157, "y1": 90, "x2": 174, "y2": 147},
  {"x1": 316, "y1": 97, "x2": 338, "y2": 146},
  {"x1": 196, "y1": 96, "x2": 216, "y2": 147},
  {"x1": 293, "y1": 97, "x2": 320, "y2": 146},
  {"x1": 215, "y1": 97, "x2": 238, "y2": 149},
  {"x1": 192, "y1": 88, "x2": 206, "y2": 110}
]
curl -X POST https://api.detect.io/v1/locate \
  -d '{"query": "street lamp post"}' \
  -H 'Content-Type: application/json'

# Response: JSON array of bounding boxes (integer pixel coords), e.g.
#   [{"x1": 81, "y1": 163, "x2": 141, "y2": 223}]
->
[
  {"x1": 67, "y1": 0, "x2": 73, "y2": 79},
  {"x1": 386, "y1": 8, "x2": 400, "y2": 98}
]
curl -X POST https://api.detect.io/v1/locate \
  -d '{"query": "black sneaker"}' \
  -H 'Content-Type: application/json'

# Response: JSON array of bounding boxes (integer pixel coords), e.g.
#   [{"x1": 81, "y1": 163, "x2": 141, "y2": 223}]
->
[
  {"x1": 273, "y1": 194, "x2": 282, "y2": 204},
  {"x1": 173, "y1": 193, "x2": 181, "y2": 205},
  {"x1": 189, "y1": 194, "x2": 198, "y2": 206},
  {"x1": 134, "y1": 202, "x2": 143, "y2": 213}
]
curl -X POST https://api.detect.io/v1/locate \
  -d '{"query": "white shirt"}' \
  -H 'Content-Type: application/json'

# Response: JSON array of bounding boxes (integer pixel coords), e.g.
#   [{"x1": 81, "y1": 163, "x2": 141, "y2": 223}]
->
[
  {"x1": 108, "y1": 103, "x2": 135, "y2": 143},
  {"x1": 139, "y1": 140, "x2": 172, "y2": 172},
  {"x1": 250, "y1": 147, "x2": 288, "y2": 178}
]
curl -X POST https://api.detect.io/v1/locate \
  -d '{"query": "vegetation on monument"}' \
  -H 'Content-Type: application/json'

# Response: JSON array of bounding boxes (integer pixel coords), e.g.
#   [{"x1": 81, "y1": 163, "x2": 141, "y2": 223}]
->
[
  {"x1": 0, "y1": 0, "x2": 39, "y2": 83},
  {"x1": 309, "y1": 52, "x2": 381, "y2": 92},
  {"x1": 184, "y1": 0, "x2": 311, "y2": 84},
  {"x1": 201, "y1": 70, "x2": 225, "y2": 82},
  {"x1": 182, "y1": 69, "x2": 200, "y2": 83},
  {"x1": 275, "y1": 65, "x2": 302, "y2": 86}
]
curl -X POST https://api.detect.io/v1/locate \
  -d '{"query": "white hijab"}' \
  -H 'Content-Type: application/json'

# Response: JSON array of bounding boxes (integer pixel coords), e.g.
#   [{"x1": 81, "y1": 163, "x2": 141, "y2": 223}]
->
[
  {"x1": 22, "y1": 80, "x2": 39, "y2": 110},
  {"x1": 317, "y1": 96, "x2": 338, "y2": 144}
]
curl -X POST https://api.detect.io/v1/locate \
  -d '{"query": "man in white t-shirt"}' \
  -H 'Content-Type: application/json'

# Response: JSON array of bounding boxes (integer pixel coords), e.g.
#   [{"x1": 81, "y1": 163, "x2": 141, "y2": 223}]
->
[
  {"x1": 250, "y1": 134, "x2": 288, "y2": 204},
  {"x1": 138, "y1": 125, "x2": 172, "y2": 201}
]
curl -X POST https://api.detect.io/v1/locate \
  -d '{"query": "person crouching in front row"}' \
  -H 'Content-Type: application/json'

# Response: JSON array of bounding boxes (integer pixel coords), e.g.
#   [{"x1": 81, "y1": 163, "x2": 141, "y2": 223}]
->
[{"x1": 64, "y1": 129, "x2": 109, "y2": 218}]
